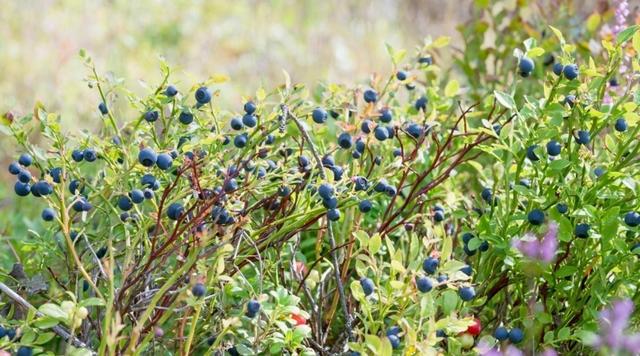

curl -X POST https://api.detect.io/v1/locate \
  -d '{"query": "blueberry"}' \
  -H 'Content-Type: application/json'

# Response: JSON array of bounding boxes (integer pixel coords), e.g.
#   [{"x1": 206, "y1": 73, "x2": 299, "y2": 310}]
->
[
  {"x1": 179, "y1": 111, "x2": 194, "y2": 125},
  {"x1": 436, "y1": 330, "x2": 446, "y2": 338},
  {"x1": 509, "y1": 328, "x2": 524, "y2": 343},
  {"x1": 379, "y1": 108, "x2": 393, "y2": 123},
  {"x1": 167, "y1": 202, "x2": 184, "y2": 220},
  {"x1": 459, "y1": 286, "x2": 476, "y2": 301},
  {"x1": 73, "y1": 197, "x2": 92, "y2": 212},
  {"x1": 156, "y1": 153, "x2": 173, "y2": 170},
  {"x1": 414, "y1": 95, "x2": 428, "y2": 111},
  {"x1": 16, "y1": 346, "x2": 33, "y2": 356},
  {"x1": 528, "y1": 209, "x2": 545, "y2": 225},
  {"x1": 34, "y1": 180, "x2": 53, "y2": 196},
  {"x1": 518, "y1": 57, "x2": 535, "y2": 76},
  {"x1": 386, "y1": 326, "x2": 401, "y2": 336},
  {"x1": 242, "y1": 114, "x2": 257, "y2": 128},
  {"x1": 575, "y1": 130, "x2": 590, "y2": 145},
  {"x1": 556, "y1": 203, "x2": 568, "y2": 214},
  {"x1": 96, "y1": 246, "x2": 107, "y2": 259},
  {"x1": 374, "y1": 126, "x2": 388, "y2": 141},
  {"x1": 247, "y1": 299, "x2": 261, "y2": 316},
  {"x1": 546, "y1": 140, "x2": 561, "y2": 156},
  {"x1": 493, "y1": 124, "x2": 502, "y2": 135},
  {"x1": 363, "y1": 89, "x2": 378, "y2": 103},
  {"x1": 552, "y1": 62, "x2": 564, "y2": 76},
  {"x1": 323, "y1": 197, "x2": 338, "y2": 209},
  {"x1": 518, "y1": 178, "x2": 531, "y2": 188},
  {"x1": 327, "y1": 208, "x2": 341, "y2": 221},
  {"x1": 393, "y1": 148, "x2": 402, "y2": 157},
  {"x1": 265, "y1": 134, "x2": 275, "y2": 145},
  {"x1": 17, "y1": 169, "x2": 32, "y2": 183},
  {"x1": 8, "y1": 162, "x2": 21, "y2": 175},
  {"x1": 594, "y1": 167, "x2": 605, "y2": 178},
  {"x1": 129, "y1": 189, "x2": 145, "y2": 204},
  {"x1": 624, "y1": 211, "x2": 640, "y2": 227},
  {"x1": 312, "y1": 108, "x2": 328, "y2": 124},
  {"x1": 256, "y1": 167, "x2": 266, "y2": 179},
  {"x1": 386, "y1": 126, "x2": 395, "y2": 139},
  {"x1": 318, "y1": 183, "x2": 334, "y2": 200},
  {"x1": 437, "y1": 274, "x2": 448, "y2": 283},
  {"x1": 574, "y1": 223, "x2": 590, "y2": 238},
  {"x1": 118, "y1": 195, "x2": 133, "y2": 211},
  {"x1": 192, "y1": 283, "x2": 206, "y2": 297},
  {"x1": 385, "y1": 185, "x2": 397, "y2": 197},
  {"x1": 244, "y1": 101, "x2": 257, "y2": 114},
  {"x1": 224, "y1": 178, "x2": 238, "y2": 193},
  {"x1": 494, "y1": 326, "x2": 509, "y2": 341},
  {"x1": 144, "y1": 110, "x2": 159, "y2": 122},
  {"x1": 361, "y1": 119, "x2": 373, "y2": 134},
  {"x1": 615, "y1": 118, "x2": 628, "y2": 132},
  {"x1": 120, "y1": 212, "x2": 129, "y2": 222},
  {"x1": 355, "y1": 139, "x2": 366, "y2": 154},
  {"x1": 338, "y1": 132, "x2": 353, "y2": 149},
  {"x1": 278, "y1": 186, "x2": 291, "y2": 197},
  {"x1": 14, "y1": 181, "x2": 30, "y2": 196},
  {"x1": 462, "y1": 232, "x2": 474, "y2": 244},
  {"x1": 141, "y1": 174, "x2": 159, "y2": 190},
  {"x1": 422, "y1": 257, "x2": 439, "y2": 274},
  {"x1": 396, "y1": 70, "x2": 407, "y2": 81},
  {"x1": 234, "y1": 134, "x2": 248, "y2": 148},
  {"x1": 82, "y1": 148, "x2": 97, "y2": 162},
  {"x1": 416, "y1": 276, "x2": 433, "y2": 293},
  {"x1": 526, "y1": 145, "x2": 539, "y2": 161},
  {"x1": 387, "y1": 334, "x2": 400, "y2": 349},
  {"x1": 165, "y1": 85, "x2": 178, "y2": 97},
  {"x1": 227, "y1": 117, "x2": 243, "y2": 131},
  {"x1": 18, "y1": 153, "x2": 33, "y2": 167},
  {"x1": 195, "y1": 87, "x2": 212, "y2": 105},
  {"x1": 360, "y1": 277, "x2": 375, "y2": 296},
  {"x1": 5, "y1": 328, "x2": 16, "y2": 340},
  {"x1": 481, "y1": 188, "x2": 492, "y2": 203},
  {"x1": 332, "y1": 166, "x2": 344, "y2": 181},
  {"x1": 434, "y1": 210, "x2": 445, "y2": 222},
  {"x1": 138, "y1": 148, "x2": 158, "y2": 167},
  {"x1": 98, "y1": 102, "x2": 108, "y2": 115},
  {"x1": 418, "y1": 56, "x2": 433, "y2": 65},
  {"x1": 407, "y1": 123, "x2": 423, "y2": 138},
  {"x1": 322, "y1": 155, "x2": 335, "y2": 167},
  {"x1": 50, "y1": 167, "x2": 62, "y2": 183},
  {"x1": 69, "y1": 179, "x2": 84, "y2": 194},
  {"x1": 609, "y1": 77, "x2": 619, "y2": 87},
  {"x1": 354, "y1": 176, "x2": 368, "y2": 191},
  {"x1": 359, "y1": 200, "x2": 372, "y2": 213},
  {"x1": 563, "y1": 64, "x2": 579, "y2": 80},
  {"x1": 460, "y1": 265, "x2": 473, "y2": 276}
]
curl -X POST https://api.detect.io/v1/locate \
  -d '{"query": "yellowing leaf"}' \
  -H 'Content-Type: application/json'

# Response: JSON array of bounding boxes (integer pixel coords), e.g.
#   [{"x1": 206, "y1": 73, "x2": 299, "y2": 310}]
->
[
  {"x1": 527, "y1": 47, "x2": 545, "y2": 58},
  {"x1": 256, "y1": 87, "x2": 266, "y2": 101},
  {"x1": 549, "y1": 25, "x2": 565, "y2": 45},
  {"x1": 444, "y1": 80, "x2": 459, "y2": 97},
  {"x1": 209, "y1": 73, "x2": 229, "y2": 83},
  {"x1": 369, "y1": 234, "x2": 382, "y2": 255},
  {"x1": 623, "y1": 102, "x2": 637, "y2": 112},
  {"x1": 586, "y1": 13, "x2": 601, "y2": 33},
  {"x1": 432, "y1": 36, "x2": 451, "y2": 48}
]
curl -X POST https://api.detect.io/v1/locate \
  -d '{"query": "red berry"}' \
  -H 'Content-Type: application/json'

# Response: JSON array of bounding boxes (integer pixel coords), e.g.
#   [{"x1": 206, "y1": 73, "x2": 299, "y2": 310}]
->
[
  {"x1": 291, "y1": 313, "x2": 306, "y2": 326},
  {"x1": 466, "y1": 318, "x2": 481, "y2": 336}
]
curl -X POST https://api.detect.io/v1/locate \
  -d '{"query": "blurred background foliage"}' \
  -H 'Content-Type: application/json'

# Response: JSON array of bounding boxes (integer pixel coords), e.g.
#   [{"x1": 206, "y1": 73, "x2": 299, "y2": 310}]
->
[{"x1": 0, "y1": 0, "x2": 604, "y2": 268}]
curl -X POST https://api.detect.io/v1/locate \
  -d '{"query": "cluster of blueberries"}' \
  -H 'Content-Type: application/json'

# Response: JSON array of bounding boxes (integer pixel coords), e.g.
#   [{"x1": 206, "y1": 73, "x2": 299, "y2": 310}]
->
[
  {"x1": 494, "y1": 326, "x2": 524, "y2": 344},
  {"x1": 519, "y1": 55, "x2": 579, "y2": 81},
  {"x1": 0, "y1": 326, "x2": 30, "y2": 355}
]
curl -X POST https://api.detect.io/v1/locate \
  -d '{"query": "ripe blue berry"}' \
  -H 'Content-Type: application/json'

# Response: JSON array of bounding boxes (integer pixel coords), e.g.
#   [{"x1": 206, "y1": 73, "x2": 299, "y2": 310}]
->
[
  {"x1": 494, "y1": 326, "x2": 509, "y2": 341},
  {"x1": 552, "y1": 62, "x2": 564, "y2": 76},
  {"x1": 327, "y1": 208, "x2": 341, "y2": 221},
  {"x1": 414, "y1": 95, "x2": 428, "y2": 111},
  {"x1": 528, "y1": 209, "x2": 545, "y2": 225},
  {"x1": 374, "y1": 126, "x2": 388, "y2": 141},
  {"x1": 462, "y1": 232, "x2": 474, "y2": 244},
  {"x1": 396, "y1": 70, "x2": 407, "y2": 81},
  {"x1": 459, "y1": 286, "x2": 476, "y2": 301},
  {"x1": 546, "y1": 140, "x2": 561, "y2": 156},
  {"x1": 575, "y1": 130, "x2": 590, "y2": 145},
  {"x1": 556, "y1": 203, "x2": 568, "y2": 214},
  {"x1": 312, "y1": 108, "x2": 328, "y2": 124},
  {"x1": 594, "y1": 167, "x2": 605, "y2": 178},
  {"x1": 50, "y1": 167, "x2": 62, "y2": 183},
  {"x1": 518, "y1": 57, "x2": 535, "y2": 76},
  {"x1": 615, "y1": 118, "x2": 628, "y2": 132},
  {"x1": 129, "y1": 189, "x2": 145, "y2": 204},
  {"x1": 332, "y1": 166, "x2": 344, "y2": 181},
  {"x1": 16, "y1": 346, "x2": 33, "y2": 356},
  {"x1": 359, "y1": 200, "x2": 372, "y2": 213},
  {"x1": 379, "y1": 108, "x2": 393, "y2": 123},
  {"x1": 8, "y1": 161, "x2": 21, "y2": 175},
  {"x1": 574, "y1": 223, "x2": 590, "y2": 238},
  {"x1": 509, "y1": 328, "x2": 524, "y2": 343},
  {"x1": 69, "y1": 179, "x2": 83, "y2": 194},
  {"x1": 407, "y1": 123, "x2": 423, "y2": 138},
  {"x1": 526, "y1": 145, "x2": 539, "y2": 161},
  {"x1": 167, "y1": 202, "x2": 184, "y2": 220},
  {"x1": 14, "y1": 181, "x2": 30, "y2": 196},
  {"x1": 322, "y1": 197, "x2": 338, "y2": 209},
  {"x1": 139, "y1": 148, "x2": 158, "y2": 167},
  {"x1": 19, "y1": 153, "x2": 33, "y2": 167},
  {"x1": 460, "y1": 265, "x2": 473, "y2": 276},
  {"x1": 234, "y1": 134, "x2": 248, "y2": 148},
  {"x1": 563, "y1": 64, "x2": 579, "y2": 80},
  {"x1": 156, "y1": 153, "x2": 173, "y2": 170},
  {"x1": 42, "y1": 208, "x2": 55, "y2": 221},
  {"x1": 192, "y1": 283, "x2": 206, "y2": 297},
  {"x1": 242, "y1": 114, "x2": 257, "y2": 128},
  {"x1": 141, "y1": 174, "x2": 160, "y2": 190},
  {"x1": 224, "y1": 178, "x2": 238, "y2": 193},
  {"x1": 360, "y1": 277, "x2": 375, "y2": 296},
  {"x1": 165, "y1": 85, "x2": 178, "y2": 97},
  {"x1": 360, "y1": 119, "x2": 373, "y2": 134},
  {"x1": 434, "y1": 210, "x2": 445, "y2": 222},
  {"x1": 144, "y1": 110, "x2": 159, "y2": 122},
  {"x1": 624, "y1": 211, "x2": 640, "y2": 227},
  {"x1": 84, "y1": 148, "x2": 97, "y2": 162},
  {"x1": 195, "y1": 87, "x2": 212, "y2": 105},
  {"x1": 363, "y1": 89, "x2": 378, "y2": 103},
  {"x1": 416, "y1": 276, "x2": 433, "y2": 293},
  {"x1": 422, "y1": 257, "x2": 439, "y2": 274},
  {"x1": 179, "y1": 111, "x2": 194, "y2": 125},
  {"x1": 98, "y1": 102, "x2": 108, "y2": 115},
  {"x1": 244, "y1": 101, "x2": 257, "y2": 115},
  {"x1": 230, "y1": 117, "x2": 243, "y2": 130},
  {"x1": 419, "y1": 56, "x2": 433, "y2": 65},
  {"x1": 71, "y1": 150, "x2": 84, "y2": 162},
  {"x1": 118, "y1": 195, "x2": 133, "y2": 211},
  {"x1": 481, "y1": 188, "x2": 493, "y2": 203},
  {"x1": 34, "y1": 180, "x2": 53, "y2": 196},
  {"x1": 338, "y1": 132, "x2": 353, "y2": 149}
]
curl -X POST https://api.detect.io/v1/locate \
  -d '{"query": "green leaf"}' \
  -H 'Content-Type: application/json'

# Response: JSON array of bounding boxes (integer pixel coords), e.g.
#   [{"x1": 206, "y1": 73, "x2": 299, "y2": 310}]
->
[
  {"x1": 369, "y1": 234, "x2": 382, "y2": 255},
  {"x1": 549, "y1": 25, "x2": 565, "y2": 45},
  {"x1": 494, "y1": 90, "x2": 515, "y2": 110},
  {"x1": 548, "y1": 159, "x2": 571, "y2": 170},
  {"x1": 444, "y1": 80, "x2": 459, "y2": 97},
  {"x1": 38, "y1": 303, "x2": 68, "y2": 320},
  {"x1": 79, "y1": 297, "x2": 105, "y2": 307},
  {"x1": 617, "y1": 25, "x2": 639, "y2": 45},
  {"x1": 441, "y1": 290, "x2": 458, "y2": 315}
]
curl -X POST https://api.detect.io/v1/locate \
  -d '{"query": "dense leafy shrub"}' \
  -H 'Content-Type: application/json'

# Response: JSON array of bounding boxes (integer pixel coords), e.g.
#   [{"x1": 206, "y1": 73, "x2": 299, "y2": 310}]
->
[{"x1": 0, "y1": 1, "x2": 639, "y2": 355}]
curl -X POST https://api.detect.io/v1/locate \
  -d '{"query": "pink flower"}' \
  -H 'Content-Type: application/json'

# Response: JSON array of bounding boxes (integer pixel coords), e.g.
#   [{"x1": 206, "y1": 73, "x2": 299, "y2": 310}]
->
[
  {"x1": 512, "y1": 221, "x2": 558, "y2": 263},
  {"x1": 589, "y1": 299, "x2": 640, "y2": 353}
]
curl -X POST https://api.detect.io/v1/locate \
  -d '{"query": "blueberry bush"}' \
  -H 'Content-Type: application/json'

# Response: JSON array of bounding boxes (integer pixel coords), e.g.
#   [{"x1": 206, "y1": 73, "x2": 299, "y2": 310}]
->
[{"x1": 1, "y1": 1, "x2": 640, "y2": 355}]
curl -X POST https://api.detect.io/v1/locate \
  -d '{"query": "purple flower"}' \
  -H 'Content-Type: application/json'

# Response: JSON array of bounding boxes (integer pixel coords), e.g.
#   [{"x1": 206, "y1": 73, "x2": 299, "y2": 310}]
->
[
  {"x1": 512, "y1": 221, "x2": 558, "y2": 263},
  {"x1": 589, "y1": 299, "x2": 640, "y2": 353}
]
